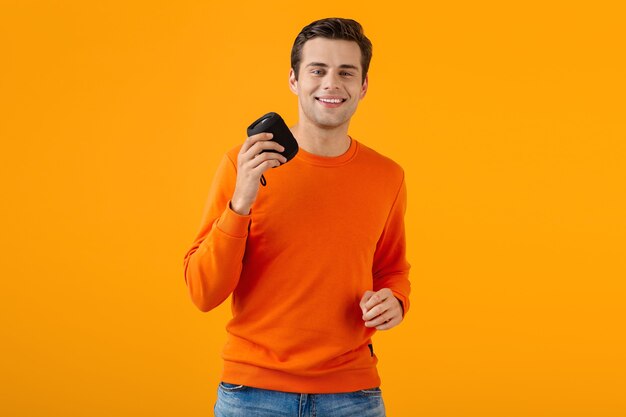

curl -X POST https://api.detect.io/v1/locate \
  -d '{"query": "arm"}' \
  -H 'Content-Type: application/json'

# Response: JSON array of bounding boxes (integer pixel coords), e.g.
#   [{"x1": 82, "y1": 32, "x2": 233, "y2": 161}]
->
[
  {"x1": 182, "y1": 153, "x2": 251, "y2": 312},
  {"x1": 183, "y1": 133, "x2": 286, "y2": 312},
  {"x1": 373, "y1": 172, "x2": 411, "y2": 316},
  {"x1": 366, "y1": 172, "x2": 411, "y2": 323}
]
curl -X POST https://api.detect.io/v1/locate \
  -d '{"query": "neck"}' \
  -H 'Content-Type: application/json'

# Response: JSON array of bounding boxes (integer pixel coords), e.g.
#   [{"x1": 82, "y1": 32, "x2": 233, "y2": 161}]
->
[{"x1": 290, "y1": 119, "x2": 352, "y2": 157}]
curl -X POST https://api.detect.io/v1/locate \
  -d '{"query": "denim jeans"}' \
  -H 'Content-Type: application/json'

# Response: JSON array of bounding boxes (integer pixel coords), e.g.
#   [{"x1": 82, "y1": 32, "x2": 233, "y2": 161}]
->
[{"x1": 214, "y1": 382, "x2": 386, "y2": 417}]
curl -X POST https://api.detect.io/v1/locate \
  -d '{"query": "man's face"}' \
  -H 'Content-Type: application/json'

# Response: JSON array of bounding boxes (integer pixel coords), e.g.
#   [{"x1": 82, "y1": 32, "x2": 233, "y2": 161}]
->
[{"x1": 289, "y1": 38, "x2": 368, "y2": 130}]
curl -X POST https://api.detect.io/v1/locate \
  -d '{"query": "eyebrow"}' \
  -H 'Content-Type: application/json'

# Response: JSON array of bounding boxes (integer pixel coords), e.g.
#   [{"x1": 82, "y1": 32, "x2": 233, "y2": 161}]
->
[{"x1": 305, "y1": 62, "x2": 360, "y2": 71}]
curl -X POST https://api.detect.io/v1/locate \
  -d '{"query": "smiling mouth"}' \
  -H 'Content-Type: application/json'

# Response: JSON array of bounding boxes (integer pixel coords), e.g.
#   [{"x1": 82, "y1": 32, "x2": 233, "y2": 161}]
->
[{"x1": 315, "y1": 97, "x2": 347, "y2": 104}]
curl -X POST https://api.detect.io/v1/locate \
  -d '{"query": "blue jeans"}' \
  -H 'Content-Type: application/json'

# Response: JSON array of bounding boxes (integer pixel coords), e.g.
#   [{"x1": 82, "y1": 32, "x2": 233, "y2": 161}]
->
[{"x1": 214, "y1": 382, "x2": 386, "y2": 417}]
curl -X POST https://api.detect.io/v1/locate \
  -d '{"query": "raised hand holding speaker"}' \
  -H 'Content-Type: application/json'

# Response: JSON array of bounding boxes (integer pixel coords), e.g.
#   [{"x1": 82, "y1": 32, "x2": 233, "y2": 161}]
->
[{"x1": 247, "y1": 112, "x2": 299, "y2": 186}]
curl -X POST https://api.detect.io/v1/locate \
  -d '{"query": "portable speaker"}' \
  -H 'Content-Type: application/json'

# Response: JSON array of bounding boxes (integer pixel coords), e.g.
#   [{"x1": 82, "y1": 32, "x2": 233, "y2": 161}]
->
[{"x1": 247, "y1": 112, "x2": 299, "y2": 186}]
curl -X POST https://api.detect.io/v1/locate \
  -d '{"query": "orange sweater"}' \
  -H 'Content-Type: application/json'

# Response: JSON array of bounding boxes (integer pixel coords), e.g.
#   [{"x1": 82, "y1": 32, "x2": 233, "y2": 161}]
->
[{"x1": 183, "y1": 137, "x2": 411, "y2": 393}]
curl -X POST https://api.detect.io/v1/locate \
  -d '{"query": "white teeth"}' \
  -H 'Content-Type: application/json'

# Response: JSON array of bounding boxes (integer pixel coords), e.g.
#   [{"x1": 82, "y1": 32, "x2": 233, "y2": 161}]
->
[{"x1": 318, "y1": 98, "x2": 343, "y2": 103}]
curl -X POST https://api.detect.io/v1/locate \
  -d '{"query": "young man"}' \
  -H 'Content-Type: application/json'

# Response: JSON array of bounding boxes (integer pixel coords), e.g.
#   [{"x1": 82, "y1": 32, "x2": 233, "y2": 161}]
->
[{"x1": 183, "y1": 17, "x2": 410, "y2": 417}]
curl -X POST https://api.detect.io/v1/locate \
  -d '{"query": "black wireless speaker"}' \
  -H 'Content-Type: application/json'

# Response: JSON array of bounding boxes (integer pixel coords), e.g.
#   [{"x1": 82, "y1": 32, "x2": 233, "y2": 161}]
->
[{"x1": 247, "y1": 112, "x2": 299, "y2": 186}]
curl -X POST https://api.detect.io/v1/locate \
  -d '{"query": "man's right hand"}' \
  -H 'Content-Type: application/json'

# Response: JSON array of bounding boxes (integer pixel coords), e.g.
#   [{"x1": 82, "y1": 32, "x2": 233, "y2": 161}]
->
[{"x1": 230, "y1": 132, "x2": 287, "y2": 215}]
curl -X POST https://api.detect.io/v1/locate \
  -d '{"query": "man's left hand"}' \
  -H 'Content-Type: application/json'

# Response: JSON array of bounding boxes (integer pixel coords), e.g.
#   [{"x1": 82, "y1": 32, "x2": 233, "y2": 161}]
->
[{"x1": 360, "y1": 288, "x2": 404, "y2": 331}]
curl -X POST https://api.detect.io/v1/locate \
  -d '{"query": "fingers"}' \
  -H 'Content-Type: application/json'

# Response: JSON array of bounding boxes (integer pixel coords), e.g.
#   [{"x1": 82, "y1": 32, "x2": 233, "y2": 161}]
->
[
  {"x1": 239, "y1": 133, "x2": 287, "y2": 173},
  {"x1": 248, "y1": 141, "x2": 286, "y2": 163},
  {"x1": 249, "y1": 151, "x2": 286, "y2": 171},
  {"x1": 364, "y1": 305, "x2": 401, "y2": 330},
  {"x1": 362, "y1": 288, "x2": 392, "y2": 314},
  {"x1": 241, "y1": 132, "x2": 285, "y2": 156},
  {"x1": 360, "y1": 288, "x2": 402, "y2": 330},
  {"x1": 240, "y1": 132, "x2": 271, "y2": 154},
  {"x1": 371, "y1": 314, "x2": 401, "y2": 331},
  {"x1": 359, "y1": 290, "x2": 375, "y2": 315}
]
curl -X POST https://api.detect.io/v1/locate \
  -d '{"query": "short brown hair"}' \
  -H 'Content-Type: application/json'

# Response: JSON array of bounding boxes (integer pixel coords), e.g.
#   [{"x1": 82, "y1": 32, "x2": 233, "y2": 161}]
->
[{"x1": 291, "y1": 17, "x2": 372, "y2": 84}]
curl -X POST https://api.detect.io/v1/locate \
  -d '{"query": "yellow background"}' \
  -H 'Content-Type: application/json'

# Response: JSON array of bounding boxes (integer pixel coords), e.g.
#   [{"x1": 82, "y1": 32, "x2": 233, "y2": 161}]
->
[{"x1": 1, "y1": 1, "x2": 625, "y2": 416}]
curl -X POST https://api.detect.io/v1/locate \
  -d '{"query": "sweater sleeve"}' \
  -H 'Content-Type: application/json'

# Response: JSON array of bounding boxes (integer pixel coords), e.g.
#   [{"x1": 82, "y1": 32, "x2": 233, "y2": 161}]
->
[
  {"x1": 372, "y1": 172, "x2": 411, "y2": 318},
  {"x1": 183, "y1": 153, "x2": 251, "y2": 312}
]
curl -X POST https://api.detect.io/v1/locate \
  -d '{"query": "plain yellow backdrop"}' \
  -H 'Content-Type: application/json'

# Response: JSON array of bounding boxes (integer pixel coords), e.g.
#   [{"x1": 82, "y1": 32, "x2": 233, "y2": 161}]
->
[{"x1": 1, "y1": 1, "x2": 625, "y2": 416}]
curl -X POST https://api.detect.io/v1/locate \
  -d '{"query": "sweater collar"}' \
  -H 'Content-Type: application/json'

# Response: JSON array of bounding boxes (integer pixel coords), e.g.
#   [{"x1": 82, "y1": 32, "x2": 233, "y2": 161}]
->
[{"x1": 294, "y1": 136, "x2": 358, "y2": 166}]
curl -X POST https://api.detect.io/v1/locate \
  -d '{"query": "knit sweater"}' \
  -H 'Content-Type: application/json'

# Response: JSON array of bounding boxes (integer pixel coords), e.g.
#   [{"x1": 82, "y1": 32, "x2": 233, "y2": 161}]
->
[{"x1": 183, "y1": 137, "x2": 411, "y2": 393}]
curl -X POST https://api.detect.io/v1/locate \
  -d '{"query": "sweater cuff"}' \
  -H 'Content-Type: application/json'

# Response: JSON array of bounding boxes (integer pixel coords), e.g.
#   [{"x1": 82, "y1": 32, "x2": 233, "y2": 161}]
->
[
  {"x1": 216, "y1": 201, "x2": 251, "y2": 238},
  {"x1": 392, "y1": 291, "x2": 409, "y2": 318}
]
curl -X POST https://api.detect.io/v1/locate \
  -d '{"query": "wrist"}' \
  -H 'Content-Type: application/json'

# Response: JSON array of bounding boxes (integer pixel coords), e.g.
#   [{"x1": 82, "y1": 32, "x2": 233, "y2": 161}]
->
[{"x1": 229, "y1": 199, "x2": 251, "y2": 216}]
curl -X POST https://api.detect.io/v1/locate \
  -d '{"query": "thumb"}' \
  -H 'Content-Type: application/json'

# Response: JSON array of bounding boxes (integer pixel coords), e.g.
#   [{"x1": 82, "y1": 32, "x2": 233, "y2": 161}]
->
[{"x1": 360, "y1": 290, "x2": 375, "y2": 315}]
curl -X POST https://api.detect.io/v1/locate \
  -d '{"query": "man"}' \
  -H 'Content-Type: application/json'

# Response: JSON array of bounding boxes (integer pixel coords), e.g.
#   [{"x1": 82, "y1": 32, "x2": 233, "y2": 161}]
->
[{"x1": 183, "y1": 17, "x2": 410, "y2": 417}]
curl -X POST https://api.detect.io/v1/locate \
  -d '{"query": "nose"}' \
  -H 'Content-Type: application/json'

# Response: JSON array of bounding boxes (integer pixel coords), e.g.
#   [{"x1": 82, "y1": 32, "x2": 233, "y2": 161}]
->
[{"x1": 322, "y1": 71, "x2": 342, "y2": 90}]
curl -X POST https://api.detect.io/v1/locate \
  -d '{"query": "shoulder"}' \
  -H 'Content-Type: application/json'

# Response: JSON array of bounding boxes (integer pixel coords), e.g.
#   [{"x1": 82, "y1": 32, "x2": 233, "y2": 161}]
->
[
  {"x1": 356, "y1": 140, "x2": 405, "y2": 182},
  {"x1": 224, "y1": 143, "x2": 244, "y2": 166}
]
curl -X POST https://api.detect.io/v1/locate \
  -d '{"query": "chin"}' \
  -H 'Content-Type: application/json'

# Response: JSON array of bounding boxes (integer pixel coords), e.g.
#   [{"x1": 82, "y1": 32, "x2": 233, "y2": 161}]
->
[
  {"x1": 316, "y1": 119, "x2": 347, "y2": 129},
  {"x1": 316, "y1": 113, "x2": 351, "y2": 127}
]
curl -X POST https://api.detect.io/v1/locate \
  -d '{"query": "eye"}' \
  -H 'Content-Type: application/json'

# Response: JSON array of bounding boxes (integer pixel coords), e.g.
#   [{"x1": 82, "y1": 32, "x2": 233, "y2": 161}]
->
[
  {"x1": 341, "y1": 72, "x2": 353, "y2": 76},
  {"x1": 311, "y1": 69, "x2": 324, "y2": 75}
]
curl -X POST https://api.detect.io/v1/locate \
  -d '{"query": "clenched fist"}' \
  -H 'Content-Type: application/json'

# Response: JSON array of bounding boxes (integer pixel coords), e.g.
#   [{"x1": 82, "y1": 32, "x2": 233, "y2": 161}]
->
[{"x1": 360, "y1": 288, "x2": 404, "y2": 331}]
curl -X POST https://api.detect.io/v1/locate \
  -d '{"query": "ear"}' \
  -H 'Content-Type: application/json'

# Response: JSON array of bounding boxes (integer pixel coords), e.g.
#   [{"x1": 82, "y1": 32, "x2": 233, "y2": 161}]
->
[
  {"x1": 288, "y1": 68, "x2": 298, "y2": 95},
  {"x1": 359, "y1": 74, "x2": 369, "y2": 99}
]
